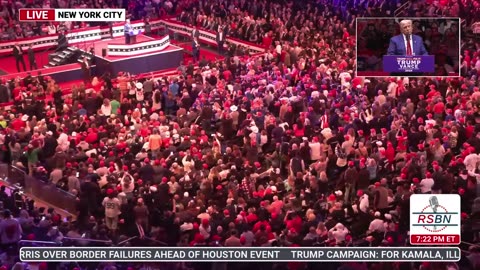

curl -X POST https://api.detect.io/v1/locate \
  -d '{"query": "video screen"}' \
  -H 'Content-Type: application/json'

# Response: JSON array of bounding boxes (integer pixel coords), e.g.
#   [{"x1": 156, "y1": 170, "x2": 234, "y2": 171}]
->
[{"x1": 356, "y1": 17, "x2": 461, "y2": 77}]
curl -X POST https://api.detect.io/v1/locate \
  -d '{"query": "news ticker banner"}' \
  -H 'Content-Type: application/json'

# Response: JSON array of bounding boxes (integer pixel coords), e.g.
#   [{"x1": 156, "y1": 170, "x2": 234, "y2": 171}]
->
[
  {"x1": 383, "y1": 55, "x2": 435, "y2": 73},
  {"x1": 19, "y1": 9, "x2": 126, "y2": 22},
  {"x1": 20, "y1": 247, "x2": 460, "y2": 262},
  {"x1": 410, "y1": 194, "x2": 461, "y2": 245}
]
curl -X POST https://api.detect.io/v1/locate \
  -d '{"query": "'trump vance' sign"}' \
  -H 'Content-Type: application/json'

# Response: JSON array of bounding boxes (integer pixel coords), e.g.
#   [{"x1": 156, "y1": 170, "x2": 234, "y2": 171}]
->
[{"x1": 410, "y1": 194, "x2": 461, "y2": 245}]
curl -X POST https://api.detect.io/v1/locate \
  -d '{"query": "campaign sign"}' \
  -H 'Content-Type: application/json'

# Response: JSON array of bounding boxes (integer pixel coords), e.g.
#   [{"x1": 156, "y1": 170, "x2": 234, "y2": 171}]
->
[
  {"x1": 410, "y1": 194, "x2": 461, "y2": 245},
  {"x1": 383, "y1": 55, "x2": 435, "y2": 73}
]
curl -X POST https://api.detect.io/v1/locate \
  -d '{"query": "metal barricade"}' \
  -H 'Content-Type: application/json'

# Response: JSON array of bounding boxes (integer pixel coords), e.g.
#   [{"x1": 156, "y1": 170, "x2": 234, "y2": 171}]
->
[
  {"x1": 19, "y1": 240, "x2": 59, "y2": 247},
  {"x1": 0, "y1": 162, "x2": 78, "y2": 215},
  {"x1": 23, "y1": 175, "x2": 77, "y2": 214},
  {"x1": 0, "y1": 163, "x2": 26, "y2": 187}
]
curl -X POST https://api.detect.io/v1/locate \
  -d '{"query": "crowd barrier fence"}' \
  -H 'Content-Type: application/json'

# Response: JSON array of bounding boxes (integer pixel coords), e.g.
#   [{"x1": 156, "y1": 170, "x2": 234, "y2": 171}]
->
[{"x1": 0, "y1": 162, "x2": 77, "y2": 215}]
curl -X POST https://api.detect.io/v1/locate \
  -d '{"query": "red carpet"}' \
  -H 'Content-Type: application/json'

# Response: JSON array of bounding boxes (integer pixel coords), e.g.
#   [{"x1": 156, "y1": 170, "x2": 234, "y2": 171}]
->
[{"x1": 170, "y1": 40, "x2": 220, "y2": 63}]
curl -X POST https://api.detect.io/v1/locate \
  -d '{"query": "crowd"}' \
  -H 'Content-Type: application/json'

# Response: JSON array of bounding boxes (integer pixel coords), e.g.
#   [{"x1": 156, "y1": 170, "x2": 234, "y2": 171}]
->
[{"x1": 0, "y1": 0, "x2": 480, "y2": 270}]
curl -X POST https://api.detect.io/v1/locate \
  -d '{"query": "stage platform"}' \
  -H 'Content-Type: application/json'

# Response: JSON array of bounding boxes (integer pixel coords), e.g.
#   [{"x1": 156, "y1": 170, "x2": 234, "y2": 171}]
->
[
  {"x1": 92, "y1": 35, "x2": 184, "y2": 76},
  {"x1": 0, "y1": 35, "x2": 183, "y2": 83}
]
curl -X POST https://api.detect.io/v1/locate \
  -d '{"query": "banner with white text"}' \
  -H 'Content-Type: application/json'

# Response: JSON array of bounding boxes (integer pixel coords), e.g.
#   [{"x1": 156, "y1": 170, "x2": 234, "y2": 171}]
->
[{"x1": 20, "y1": 247, "x2": 461, "y2": 262}]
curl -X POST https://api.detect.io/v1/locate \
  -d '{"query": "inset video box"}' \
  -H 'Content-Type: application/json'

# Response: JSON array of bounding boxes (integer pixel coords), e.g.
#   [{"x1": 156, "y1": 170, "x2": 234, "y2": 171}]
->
[{"x1": 356, "y1": 17, "x2": 460, "y2": 77}]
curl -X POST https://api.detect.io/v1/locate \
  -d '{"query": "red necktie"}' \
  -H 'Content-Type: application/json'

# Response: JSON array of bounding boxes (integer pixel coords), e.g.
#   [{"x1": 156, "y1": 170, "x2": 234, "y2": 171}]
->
[{"x1": 406, "y1": 37, "x2": 412, "y2": 56}]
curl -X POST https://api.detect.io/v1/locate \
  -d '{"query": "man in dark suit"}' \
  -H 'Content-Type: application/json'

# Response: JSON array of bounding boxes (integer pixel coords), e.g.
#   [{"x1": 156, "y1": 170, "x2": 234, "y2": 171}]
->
[
  {"x1": 80, "y1": 57, "x2": 91, "y2": 83},
  {"x1": 12, "y1": 43, "x2": 26, "y2": 72},
  {"x1": 192, "y1": 38, "x2": 200, "y2": 63},
  {"x1": 387, "y1": 20, "x2": 428, "y2": 56},
  {"x1": 191, "y1": 25, "x2": 200, "y2": 40},
  {"x1": 0, "y1": 80, "x2": 9, "y2": 103},
  {"x1": 27, "y1": 44, "x2": 37, "y2": 70},
  {"x1": 216, "y1": 25, "x2": 226, "y2": 55}
]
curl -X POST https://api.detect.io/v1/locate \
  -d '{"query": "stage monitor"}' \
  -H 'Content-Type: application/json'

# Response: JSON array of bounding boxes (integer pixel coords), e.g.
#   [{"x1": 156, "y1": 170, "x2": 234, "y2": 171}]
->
[{"x1": 356, "y1": 17, "x2": 461, "y2": 77}]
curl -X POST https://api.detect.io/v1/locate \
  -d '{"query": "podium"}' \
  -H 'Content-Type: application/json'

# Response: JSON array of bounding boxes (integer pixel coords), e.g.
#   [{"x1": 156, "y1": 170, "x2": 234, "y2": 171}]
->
[
  {"x1": 383, "y1": 55, "x2": 435, "y2": 73},
  {"x1": 128, "y1": 29, "x2": 142, "y2": 44}
]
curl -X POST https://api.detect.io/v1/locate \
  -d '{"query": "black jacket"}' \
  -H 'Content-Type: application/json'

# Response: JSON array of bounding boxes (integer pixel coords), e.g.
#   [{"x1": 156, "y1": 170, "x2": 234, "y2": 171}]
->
[{"x1": 12, "y1": 45, "x2": 23, "y2": 59}]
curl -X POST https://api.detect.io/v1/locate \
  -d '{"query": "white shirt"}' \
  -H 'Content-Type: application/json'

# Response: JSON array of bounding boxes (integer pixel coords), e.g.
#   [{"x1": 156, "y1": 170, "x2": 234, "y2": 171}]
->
[
  {"x1": 359, "y1": 194, "x2": 369, "y2": 213},
  {"x1": 57, "y1": 133, "x2": 69, "y2": 150},
  {"x1": 420, "y1": 178, "x2": 434, "y2": 193},
  {"x1": 329, "y1": 223, "x2": 349, "y2": 243},
  {"x1": 47, "y1": 25, "x2": 56, "y2": 35},
  {"x1": 275, "y1": 44, "x2": 282, "y2": 54},
  {"x1": 475, "y1": 59, "x2": 480, "y2": 71},
  {"x1": 310, "y1": 142, "x2": 321, "y2": 161},
  {"x1": 338, "y1": 72, "x2": 351, "y2": 86},
  {"x1": 464, "y1": 154, "x2": 479, "y2": 172},
  {"x1": 102, "y1": 197, "x2": 121, "y2": 218},
  {"x1": 101, "y1": 105, "x2": 111, "y2": 116},
  {"x1": 402, "y1": 34, "x2": 414, "y2": 55},
  {"x1": 369, "y1": 218, "x2": 386, "y2": 233}
]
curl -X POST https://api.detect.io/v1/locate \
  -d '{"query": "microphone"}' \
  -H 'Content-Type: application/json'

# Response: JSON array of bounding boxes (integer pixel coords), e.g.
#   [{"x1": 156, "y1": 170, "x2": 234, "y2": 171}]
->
[
  {"x1": 405, "y1": 34, "x2": 411, "y2": 41},
  {"x1": 429, "y1": 196, "x2": 439, "y2": 230}
]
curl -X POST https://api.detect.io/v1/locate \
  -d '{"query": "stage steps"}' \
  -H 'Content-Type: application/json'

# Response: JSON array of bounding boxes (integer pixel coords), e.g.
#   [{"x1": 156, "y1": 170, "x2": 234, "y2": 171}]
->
[
  {"x1": 44, "y1": 47, "x2": 81, "y2": 68},
  {"x1": 76, "y1": 50, "x2": 95, "y2": 65}
]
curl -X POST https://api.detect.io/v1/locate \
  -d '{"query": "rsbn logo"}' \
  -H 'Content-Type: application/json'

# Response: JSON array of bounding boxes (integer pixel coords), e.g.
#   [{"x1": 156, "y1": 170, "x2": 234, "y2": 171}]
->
[{"x1": 410, "y1": 194, "x2": 461, "y2": 245}]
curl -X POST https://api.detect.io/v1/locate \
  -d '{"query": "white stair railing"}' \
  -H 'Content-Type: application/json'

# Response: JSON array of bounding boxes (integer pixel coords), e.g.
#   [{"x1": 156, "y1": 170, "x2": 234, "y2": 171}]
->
[{"x1": 394, "y1": 1, "x2": 411, "y2": 17}]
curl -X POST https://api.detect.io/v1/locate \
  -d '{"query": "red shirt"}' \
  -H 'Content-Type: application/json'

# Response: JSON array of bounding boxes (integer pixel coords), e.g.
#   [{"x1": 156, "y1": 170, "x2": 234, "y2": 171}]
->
[
  {"x1": 12, "y1": 88, "x2": 21, "y2": 99},
  {"x1": 280, "y1": 50, "x2": 287, "y2": 62},
  {"x1": 140, "y1": 128, "x2": 150, "y2": 138},
  {"x1": 85, "y1": 132, "x2": 98, "y2": 144},
  {"x1": 162, "y1": 138, "x2": 170, "y2": 148},
  {"x1": 262, "y1": 35, "x2": 272, "y2": 50},
  {"x1": 294, "y1": 127, "x2": 305, "y2": 137},
  {"x1": 116, "y1": 141, "x2": 127, "y2": 150},
  {"x1": 223, "y1": 70, "x2": 232, "y2": 81},
  {"x1": 11, "y1": 119, "x2": 25, "y2": 131},
  {"x1": 426, "y1": 90, "x2": 439, "y2": 99},
  {"x1": 386, "y1": 146, "x2": 395, "y2": 163},
  {"x1": 286, "y1": 216, "x2": 303, "y2": 233},
  {"x1": 433, "y1": 102, "x2": 445, "y2": 114},
  {"x1": 466, "y1": 125, "x2": 474, "y2": 139}
]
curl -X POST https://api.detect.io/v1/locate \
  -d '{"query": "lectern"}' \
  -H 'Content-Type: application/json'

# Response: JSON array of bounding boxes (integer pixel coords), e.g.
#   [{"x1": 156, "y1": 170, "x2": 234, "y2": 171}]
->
[{"x1": 128, "y1": 29, "x2": 142, "y2": 44}]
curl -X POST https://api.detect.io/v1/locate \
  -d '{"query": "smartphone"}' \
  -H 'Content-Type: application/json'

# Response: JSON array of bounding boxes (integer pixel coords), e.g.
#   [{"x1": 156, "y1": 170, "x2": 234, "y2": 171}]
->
[{"x1": 76, "y1": 172, "x2": 79, "y2": 177}]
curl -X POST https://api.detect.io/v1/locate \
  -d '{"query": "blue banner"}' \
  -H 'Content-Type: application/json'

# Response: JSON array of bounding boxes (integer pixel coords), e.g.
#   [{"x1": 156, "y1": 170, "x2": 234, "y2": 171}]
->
[{"x1": 383, "y1": 55, "x2": 435, "y2": 73}]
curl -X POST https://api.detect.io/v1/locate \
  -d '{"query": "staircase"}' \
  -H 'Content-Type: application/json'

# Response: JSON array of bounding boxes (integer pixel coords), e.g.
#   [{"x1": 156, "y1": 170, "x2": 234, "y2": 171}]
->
[
  {"x1": 394, "y1": 1, "x2": 411, "y2": 17},
  {"x1": 76, "y1": 50, "x2": 95, "y2": 65},
  {"x1": 44, "y1": 47, "x2": 81, "y2": 68}
]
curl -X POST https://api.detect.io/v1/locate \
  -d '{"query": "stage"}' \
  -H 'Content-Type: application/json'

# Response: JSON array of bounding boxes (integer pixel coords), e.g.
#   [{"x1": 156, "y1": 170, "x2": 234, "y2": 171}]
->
[
  {"x1": 92, "y1": 35, "x2": 184, "y2": 76},
  {"x1": 0, "y1": 35, "x2": 183, "y2": 83}
]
